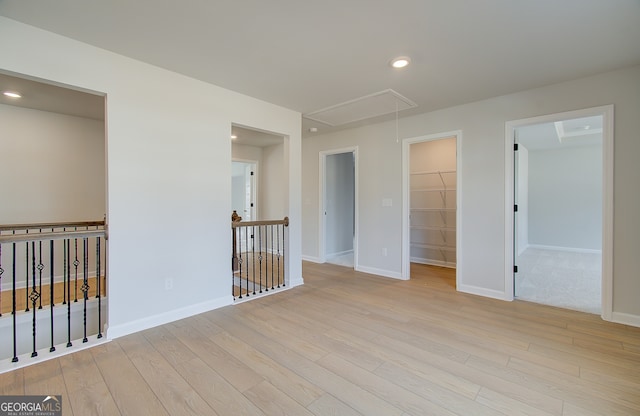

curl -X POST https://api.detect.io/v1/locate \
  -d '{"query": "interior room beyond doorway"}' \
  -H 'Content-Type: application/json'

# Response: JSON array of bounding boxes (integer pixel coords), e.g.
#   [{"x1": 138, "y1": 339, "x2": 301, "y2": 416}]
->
[
  {"x1": 409, "y1": 138, "x2": 457, "y2": 268},
  {"x1": 323, "y1": 150, "x2": 356, "y2": 268},
  {"x1": 514, "y1": 115, "x2": 603, "y2": 314}
]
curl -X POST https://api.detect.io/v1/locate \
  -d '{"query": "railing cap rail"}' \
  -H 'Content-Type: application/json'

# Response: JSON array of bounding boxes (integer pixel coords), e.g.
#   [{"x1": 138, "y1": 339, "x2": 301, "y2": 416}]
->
[
  {"x1": 0, "y1": 229, "x2": 106, "y2": 244},
  {"x1": 0, "y1": 220, "x2": 105, "y2": 232},
  {"x1": 232, "y1": 216, "x2": 289, "y2": 228}
]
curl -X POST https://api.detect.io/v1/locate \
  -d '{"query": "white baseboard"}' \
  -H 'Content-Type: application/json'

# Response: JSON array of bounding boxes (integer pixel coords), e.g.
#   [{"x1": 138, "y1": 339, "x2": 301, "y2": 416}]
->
[
  {"x1": 458, "y1": 284, "x2": 510, "y2": 301},
  {"x1": 517, "y1": 244, "x2": 529, "y2": 256},
  {"x1": 326, "y1": 250, "x2": 353, "y2": 259},
  {"x1": 355, "y1": 265, "x2": 404, "y2": 280},
  {"x1": 527, "y1": 244, "x2": 601, "y2": 254},
  {"x1": 610, "y1": 311, "x2": 640, "y2": 328},
  {"x1": 288, "y1": 277, "x2": 304, "y2": 288},
  {"x1": 106, "y1": 295, "x2": 233, "y2": 340},
  {"x1": 301, "y1": 255, "x2": 323, "y2": 263}
]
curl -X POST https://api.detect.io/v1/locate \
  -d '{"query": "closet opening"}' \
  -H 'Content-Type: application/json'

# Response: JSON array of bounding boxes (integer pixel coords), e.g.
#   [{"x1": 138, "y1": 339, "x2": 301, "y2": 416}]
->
[{"x1": 402, "y1": 131, "x2": 461, "y2": 286}]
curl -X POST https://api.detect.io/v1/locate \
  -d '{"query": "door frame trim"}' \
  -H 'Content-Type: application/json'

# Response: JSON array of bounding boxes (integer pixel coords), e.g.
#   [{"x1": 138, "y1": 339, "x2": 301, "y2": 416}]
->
[
  {"x1": 318, "y1": 147, "x2": 359, "y2": 266},
  {"x1": 504, "y1": 105, "x2": 614, "y2": 321}
]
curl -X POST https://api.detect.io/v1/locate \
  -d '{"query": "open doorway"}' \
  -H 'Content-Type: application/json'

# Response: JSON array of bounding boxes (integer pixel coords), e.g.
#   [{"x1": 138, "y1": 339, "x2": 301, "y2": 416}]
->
[
  {"x1": 230, "y1": 124, "x2": 289, "y2": 299},
  {"x1": 230, "y1": 125, "x2": 285, "y2": 221},
  {"x1": 514, "y1": 116, "x2": 603, "y2": 313},
  {"x1": 0, "y1": 71, "x2": 108, "y2": 358},
  {"x1": 402, "y1": 131, "x2": 460, "y2": 285},
  {"x1": 319, "y1": 147, "x2": 358, "y2": 268},
  {"x1": 505, "y1": 106, "x2": 613, "y2": 318}
]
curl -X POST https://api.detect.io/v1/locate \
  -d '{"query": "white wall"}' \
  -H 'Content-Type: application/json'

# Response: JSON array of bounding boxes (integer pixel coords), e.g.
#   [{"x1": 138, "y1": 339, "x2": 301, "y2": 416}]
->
[
  {"x1": 325, "y1": 152, "x2": 354, "y2": 256},
  {"x1": 528, "y1": 145, "x2": 602, "y2": 250},
  {"x1": 410, "y1": 138, "x2": 456, "y2": 172},
  {"x1": 303, "y1": 129, "x2": 403, "y2": 274},
  {"x1": 0, "y1": 104, "x2": 105, "y2": 223},
  {"x1": 261, "y1": 143, "x2": 286, "y2": 220},
  {"x1": 232, "y1": 143, "x2": 263, "y2": 162},
  {"x1": 0, "y1": 17, "x2": 302, "y2": 338},
  {"x1": 302, "y1": 64, "x2": 640, "y2": 320}
]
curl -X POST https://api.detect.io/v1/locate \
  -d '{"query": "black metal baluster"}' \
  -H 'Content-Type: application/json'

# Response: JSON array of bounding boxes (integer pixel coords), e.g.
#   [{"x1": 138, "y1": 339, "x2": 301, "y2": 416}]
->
[
  {"x1": 74, "y1": 236, "x2": 79, "y2": 302},
  {"x1": 282, "y1": 222, "x2": 286, "y2": 288},
  {"x1": 270, "y1": 224, "x2": 275, "y2": 290},
  {"x1": 38, "y1": 235, "x2": 43, "y2": 309},
  {"x1": 25, "y1": 239, "x2": 29, "y2": 312},
  {"x1": 66, "y1": 239, "x2": 72, "y2": 348},
  {"x1": 264, "y1": 225, "x2": 269, "y2": 292},
  {"x1": 12, "y1": 242, "x2": 18, "y2": 362},
  {"x1": 82, "y1": 238, "x2": 89, "y2": 343},
  {"x1": 63, "y1": 235, "x2": 67, "y2": 305},
  {"x1": 232, "y1": 227, "x2": 237, "y2": 299},
  {"x1": 96, "y1": 237, "x2": 102, "y2": 338},
  {"x1": 258, "y1": 226, "x2": 263, "y2": 293},
  {"x1": 251, "y1": 226, "x2": 256, "y2": 295},
  {"x1": 49, "y1": 239, "x2": 56, "y2": 352},
  {"x1": 276, "y1": 224, "x2": 281, "y2": 288},
  {"x1": 30, "y1": 241, "x2": 39, "y2": 357},
  {"x1": 244, "y1": 227, "x2": 250, "y2": 296},
  {"x1": 237, "y1": 228, "x2": 243, "y2": 299}
]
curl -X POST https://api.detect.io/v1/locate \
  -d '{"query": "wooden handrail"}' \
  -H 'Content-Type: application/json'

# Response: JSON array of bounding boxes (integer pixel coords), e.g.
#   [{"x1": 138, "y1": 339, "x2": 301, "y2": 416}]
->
[
  {"x1": 232, "y1": 217, "x2": 289, "y2": 228},
  {"x1": 0, "y1": 229, "x2": 107, "y2": 244},
  {"x1": 0, "y1": 220, "x2": 105, "y2": 232}
]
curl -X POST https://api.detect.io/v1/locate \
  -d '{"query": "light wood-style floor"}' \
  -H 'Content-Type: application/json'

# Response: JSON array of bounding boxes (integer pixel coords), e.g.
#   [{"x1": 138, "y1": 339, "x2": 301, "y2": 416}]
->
[
  {"x1": 1, "y1": 262, "x2": 639, "y2": 415},
  {"x1": 1, "y1": 276, "x2": 106, "y2": 315}
]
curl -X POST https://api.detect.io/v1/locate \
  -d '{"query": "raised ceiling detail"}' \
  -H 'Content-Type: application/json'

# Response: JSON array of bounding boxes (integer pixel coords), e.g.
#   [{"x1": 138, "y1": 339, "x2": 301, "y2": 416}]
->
[
  {"x1": 518, "y1": 115, "x2": 603, "y2": 150},
  {"x1": 304, "y1": 89, "x2": 417, "y2": 127}
]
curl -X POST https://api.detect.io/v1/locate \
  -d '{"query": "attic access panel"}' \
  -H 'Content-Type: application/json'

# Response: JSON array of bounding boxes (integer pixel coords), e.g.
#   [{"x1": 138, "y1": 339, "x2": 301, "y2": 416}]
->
[{"x1": 304, "y1": 89, "x2": 417, "y2": 127}]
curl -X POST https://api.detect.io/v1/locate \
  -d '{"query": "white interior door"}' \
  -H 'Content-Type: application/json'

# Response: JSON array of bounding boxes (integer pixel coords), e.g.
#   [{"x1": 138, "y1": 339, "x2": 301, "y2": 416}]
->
[
  {"x1": 232, "y1": 160, "x2": 257, "y2": 222},
  {"x1": 243, "y1": 163, "x2": 256, "y2": 221}
]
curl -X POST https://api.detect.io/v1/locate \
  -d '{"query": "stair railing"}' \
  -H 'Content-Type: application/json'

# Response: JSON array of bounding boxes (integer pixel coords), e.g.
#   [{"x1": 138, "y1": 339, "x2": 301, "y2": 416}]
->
[{"x1": 0, "y1": 221, "x2": 106, "y2": 365}]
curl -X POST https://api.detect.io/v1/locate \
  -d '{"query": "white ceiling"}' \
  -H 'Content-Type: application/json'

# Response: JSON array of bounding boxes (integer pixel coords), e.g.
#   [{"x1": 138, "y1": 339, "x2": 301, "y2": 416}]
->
[{"x1": 1, "y1": 1, "x2": 639, "y2": 136}]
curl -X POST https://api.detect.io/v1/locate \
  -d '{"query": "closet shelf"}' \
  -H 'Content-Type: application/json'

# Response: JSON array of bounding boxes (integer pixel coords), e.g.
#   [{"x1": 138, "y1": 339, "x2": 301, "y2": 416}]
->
[
  {"x1": 410, "y1": 188, "x2": 456, "y2": 192},
  {"x1": 409, "y1": 158, "x2": 456, "y2": 267},
  {"x1": 411, "y1": 226, "x2": 456, "y2": 231},
  {"x1": 410, "y1": 243, "x2": 457, "y2": 251},
  {"x1": 411, "y1": 208, "x2": 456, "y2": 212},
  {"x1": 411, "y1": 170, "x2": 456, "y2": 175}
]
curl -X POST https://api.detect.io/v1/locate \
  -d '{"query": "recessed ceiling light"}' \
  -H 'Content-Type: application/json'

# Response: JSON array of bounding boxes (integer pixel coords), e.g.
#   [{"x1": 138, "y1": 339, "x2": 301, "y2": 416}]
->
[
  {"x1": 230, "y1": 134, "x2": 238, "y2": 139},
  {"x1": 390, "y1": 56, "x2": 411, "y2": 69},
  {"x1": 3, "y1": 91, "x2": 22, "y2": 98}
]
